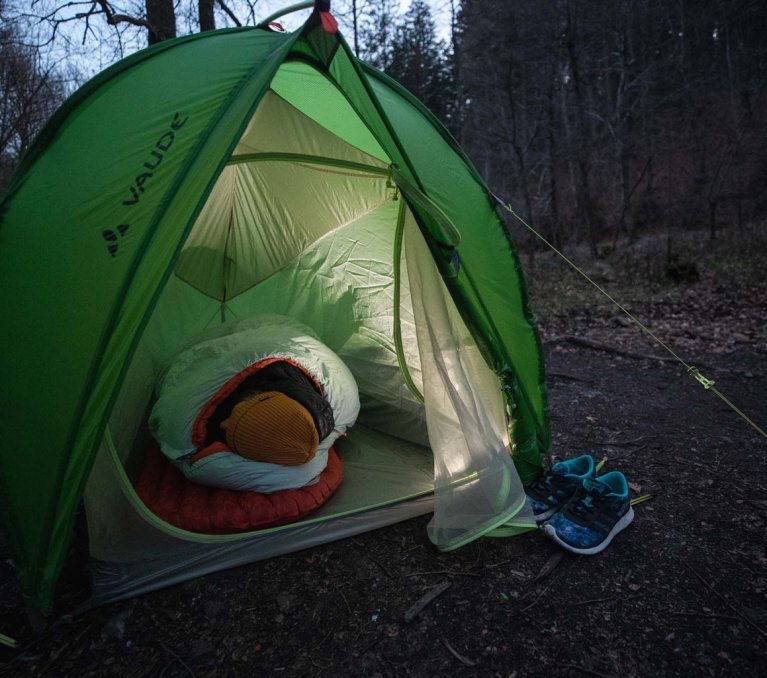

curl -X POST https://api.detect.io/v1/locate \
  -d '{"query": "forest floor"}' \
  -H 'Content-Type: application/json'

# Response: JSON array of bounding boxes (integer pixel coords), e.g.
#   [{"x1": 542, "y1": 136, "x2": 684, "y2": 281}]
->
[{"x1": 1, "y1": 226, "x2": 766, "y2": 677}]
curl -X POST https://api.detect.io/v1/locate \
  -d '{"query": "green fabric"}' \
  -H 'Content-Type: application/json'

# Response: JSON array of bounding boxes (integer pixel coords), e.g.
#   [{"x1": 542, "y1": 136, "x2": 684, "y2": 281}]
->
[
  {"x1": 270, "y1": 62, "x2": 388, "y2": 162},
  {"x1": 0, "y1": 27, "x2": 299, "y2": 614},
  {"x1": 328, "y1": 39, "x2": 419, "y2": 188},
  {"x1": 0, "y1": 17, "x2": 548, "y2": 615}
]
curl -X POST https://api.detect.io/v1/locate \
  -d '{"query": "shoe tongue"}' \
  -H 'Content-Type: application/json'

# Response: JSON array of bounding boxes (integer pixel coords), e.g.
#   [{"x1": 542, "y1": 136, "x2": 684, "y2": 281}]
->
[
  {"x1": 551, "y1": 461, "x2": 572, "y2": 476},
  {"x1": 583, "y1": 477, "x2": 610, "y2": 495}
]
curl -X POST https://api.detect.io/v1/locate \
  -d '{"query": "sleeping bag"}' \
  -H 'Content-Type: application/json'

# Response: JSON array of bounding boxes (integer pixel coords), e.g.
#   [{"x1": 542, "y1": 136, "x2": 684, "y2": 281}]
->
[{"x1": 149, "y1": 315, "x2": 360, "y2": 493}]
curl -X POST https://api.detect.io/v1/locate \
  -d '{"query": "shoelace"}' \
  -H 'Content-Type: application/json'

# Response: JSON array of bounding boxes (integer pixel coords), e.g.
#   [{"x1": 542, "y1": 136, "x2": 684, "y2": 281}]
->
[
  {"x1": 530, "y1": 474, "x2": 555, "y2": 493},
  {"x1": 565, "y1": 485, "x2": 607, "y2": 520},
  {"x1": 530, "y1": 472, "x2": 572, "y2": 499}
]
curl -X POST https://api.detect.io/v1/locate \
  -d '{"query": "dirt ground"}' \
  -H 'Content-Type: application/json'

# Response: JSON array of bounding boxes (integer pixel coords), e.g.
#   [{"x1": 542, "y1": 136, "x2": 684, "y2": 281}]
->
[{"x1": 1, "y1": 243, "x2": 766, "y2": 677}]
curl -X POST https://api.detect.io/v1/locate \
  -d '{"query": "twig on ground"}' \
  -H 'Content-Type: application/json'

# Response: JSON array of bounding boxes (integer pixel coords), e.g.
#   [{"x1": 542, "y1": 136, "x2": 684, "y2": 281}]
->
[
  {"x1": 485, "y1": 559, "x2": 510, "y2": 569},
  {"x1": 587, "y1": 435, "x2": 657, "y2": 447},
  {"x1": 713, "y1": 365, "x2": 763, "y2": 380},
  {"x1": 339, "y1": 591, "x2": 352, "y2": 615},
  {"x1": 352, "y1": 621, "x2": 373, "y2": 643},
  {"x1": 314, "y1": 630, "x2": 333, "y2": 650},
  {"x1": 442, "y1": 638, "x2": 476, "y2": 667},
  {"x1": 35, "y1": 622, "x2": 93, "y2": 677},
  {"x1": 569, "y1": 596, "x2": 617, "y2": 607},
  {"x1": 372, "y1": 558, "x2": 393, "y2": 579},
  {"x1": 160, "y1": 643, "x2": 195, "y2": 677},
  {"x1": 670, "y1": 610, "x2": 740, "y2": 621},
  {"x1": 36, "y1": 639, "x2": 73, "y2": 677},
  {"x1": 671, "y1": 457, "x2": 711, "y2": 470},
  {"x1": 551, "y1": 335, "x2": 683, "y2": 364},
  {"x1": 548, "y1": 371, "x2": 594, "y2": 383},
  {"x1": 361, "y1": 634, "x2": 384, "y2": 654},
  {"x1": 403, "y1": 581, "x2": 451, "y2": 623},
  {"x1": 534, "y1": 551, "x2": 566, "y2": 582},
  {"x1": 721, "y1": 476, "x2": 766, "y2": 492},
  {"x1": 747, "y1": 500, "x2": 767, "y2": 513},
  {"x1": 520, "y1": 608, "x2": 546, "y2": 630},
  {"x1": 561, "y1": 664, "x2": 617, "y2": 678},
  {"x1": 311, "y1": 659, "x2": 332, "y2": 670},
  {"x1": 606, "y1": 445, "x2": 648, "y2": 460},
  {"x1": 407, "y1": 570, "x2": 481, "y2": 578},
  {"x1": 522, "y1": 573, "x2": 560, "y2": 613},
  {"x1": 684, "y1": 562, "x2": 767, "y2": 640},
  {"x1": 135, "y1": 658, "x2": 162, "y2": 678},
  {"x1": 484, "y1": 561, "x2": 527, "y2": 578}
]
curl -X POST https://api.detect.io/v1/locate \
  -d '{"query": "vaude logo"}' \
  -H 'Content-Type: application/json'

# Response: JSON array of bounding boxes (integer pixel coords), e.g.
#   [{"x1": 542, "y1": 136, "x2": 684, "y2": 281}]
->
[
  {"x1": 102, "y1": 112, "x2": 189, "y2": 258},
  {"x1": 122, "y1": 112, "x2": 189, "y2": 206}
]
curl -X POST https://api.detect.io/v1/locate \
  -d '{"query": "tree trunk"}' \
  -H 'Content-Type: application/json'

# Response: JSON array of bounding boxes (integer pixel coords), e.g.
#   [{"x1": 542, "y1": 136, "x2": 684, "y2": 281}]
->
[
  {"x1": 546, "y1": 117, "x2": 561, "y2": 248},
  {"x1": 351, "y1": 0, "x2": 359, "y2": 57},
  {"x1": 146, "y1": 0, "x2": 176, "y2": 44},
  {"x1": 564, "y1": 2, "x2": 598, "y2": 258},
  {"x1": 199, "y1": 0, "x2": 215, "y2": 32}
]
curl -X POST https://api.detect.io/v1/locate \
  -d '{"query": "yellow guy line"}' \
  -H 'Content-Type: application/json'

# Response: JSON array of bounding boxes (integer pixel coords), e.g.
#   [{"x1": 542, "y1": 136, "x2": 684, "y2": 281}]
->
[{"x1": 498, "y1": 199, "x2": 767, "y2": 440}]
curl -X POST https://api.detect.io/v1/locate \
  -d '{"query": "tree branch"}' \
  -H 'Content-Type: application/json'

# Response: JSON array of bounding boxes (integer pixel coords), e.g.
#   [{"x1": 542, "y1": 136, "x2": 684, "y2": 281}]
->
[
  {"x1": 94, "y1": 1, "x2": 151, "y2": 31},
  {"x1": 216, "y1": 0, "x2": 242, "y2": 27}
]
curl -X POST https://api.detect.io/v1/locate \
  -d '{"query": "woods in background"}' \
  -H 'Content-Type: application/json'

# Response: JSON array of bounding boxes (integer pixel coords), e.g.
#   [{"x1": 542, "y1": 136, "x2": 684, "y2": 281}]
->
[
  {"x1": 0, "y1": 1, "x2": 67, "y2": 187},
  {"x1": 2, "y1": 0, "x2": 765, "y2": 254},
  {"x1": 456, "y1": 0, "x2": 766, "y2": 254}
]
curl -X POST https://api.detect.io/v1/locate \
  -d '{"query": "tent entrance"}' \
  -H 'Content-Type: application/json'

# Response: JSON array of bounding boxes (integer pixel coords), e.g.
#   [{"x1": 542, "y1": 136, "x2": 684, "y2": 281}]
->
[{"x1": 84, "y1": 190, "x2": 437, "y2": 553}]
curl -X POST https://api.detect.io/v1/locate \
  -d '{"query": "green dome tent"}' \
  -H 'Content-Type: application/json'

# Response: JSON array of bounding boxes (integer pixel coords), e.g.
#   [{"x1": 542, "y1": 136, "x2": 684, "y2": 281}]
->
[{"x1": 0, "y1": 1, "x2": 550, "y2": 618}]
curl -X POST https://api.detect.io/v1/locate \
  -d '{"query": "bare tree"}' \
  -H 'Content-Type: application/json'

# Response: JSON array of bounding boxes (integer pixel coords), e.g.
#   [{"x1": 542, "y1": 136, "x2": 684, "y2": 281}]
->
[
  {"x1": 6, "y1": 1, "x2": 246, "y2": 59},
  {"x1": 457, "y1": 0, "x2": 767, "y2": 256},
  {"x1": 145, "y1": 0, "x2": 176, "y2": 43},
  {"x1": 0, "y1": 7, "x2": 66, "y2": 188},
  {"x1": 198, "y1": 0, "x2": 216, "y2": 33}
]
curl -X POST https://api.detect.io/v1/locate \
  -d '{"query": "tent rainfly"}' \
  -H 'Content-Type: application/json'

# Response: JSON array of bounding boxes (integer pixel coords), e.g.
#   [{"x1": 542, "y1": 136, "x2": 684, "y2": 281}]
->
[{"x1": 0, "y1": 0, "x2": 550, "y2": 620}]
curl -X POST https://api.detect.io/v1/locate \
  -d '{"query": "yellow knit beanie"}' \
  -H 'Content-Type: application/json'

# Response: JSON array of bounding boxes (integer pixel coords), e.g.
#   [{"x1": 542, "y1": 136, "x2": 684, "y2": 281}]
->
[{"x1": 221, "y1": 391, "x2": 319, "y2": 466}]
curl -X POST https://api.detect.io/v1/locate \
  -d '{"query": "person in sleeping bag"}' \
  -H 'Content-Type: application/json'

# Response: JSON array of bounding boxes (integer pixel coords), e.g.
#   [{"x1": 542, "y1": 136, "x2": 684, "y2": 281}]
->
[{"x1": 149, "y1": 314, "x2": 360, "y2": 494}]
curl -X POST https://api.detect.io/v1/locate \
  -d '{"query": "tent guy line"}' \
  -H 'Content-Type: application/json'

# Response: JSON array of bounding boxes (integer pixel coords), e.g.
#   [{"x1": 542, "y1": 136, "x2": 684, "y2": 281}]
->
[{"x1": 497, "y1": 197, "x2": 767, "y2": 440}]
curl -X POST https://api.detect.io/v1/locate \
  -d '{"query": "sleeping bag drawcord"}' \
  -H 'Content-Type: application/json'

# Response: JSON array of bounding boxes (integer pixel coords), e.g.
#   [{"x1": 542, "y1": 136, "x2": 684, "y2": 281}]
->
[{"x1": 496, "y1": 197, "x2": 767, "y2": 441}]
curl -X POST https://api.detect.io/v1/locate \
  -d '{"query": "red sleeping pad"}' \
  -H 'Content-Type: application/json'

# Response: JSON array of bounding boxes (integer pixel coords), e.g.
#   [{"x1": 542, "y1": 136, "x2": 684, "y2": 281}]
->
[{"x1": 135, "y1": 443, "x2": 344, "y2": 534}]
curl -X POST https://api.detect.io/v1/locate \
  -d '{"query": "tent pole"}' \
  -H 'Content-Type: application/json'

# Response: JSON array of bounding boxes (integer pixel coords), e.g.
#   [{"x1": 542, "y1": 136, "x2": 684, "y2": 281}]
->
[{"x1": 258, "y1": 1, "x2": 314, "y2": 27}]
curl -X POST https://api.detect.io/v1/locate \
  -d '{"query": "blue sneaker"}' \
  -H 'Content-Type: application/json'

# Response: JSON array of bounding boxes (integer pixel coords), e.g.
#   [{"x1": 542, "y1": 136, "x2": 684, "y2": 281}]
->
[
  {"x1": 542, "y1": 471, "x2": 634, "y2": 555},
  {"x1": 525, "y1": 454, "x2": 595, "y2": 522}
]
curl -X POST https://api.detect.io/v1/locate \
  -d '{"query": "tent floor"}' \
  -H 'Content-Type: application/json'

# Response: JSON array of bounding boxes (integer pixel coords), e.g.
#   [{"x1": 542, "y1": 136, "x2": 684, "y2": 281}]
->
[
  {"x1": 86, "y1": 425, "x2": 435, "y2": 607},
  {"x1": 311, "y1": 424, "x2": 434, "y2": 520}
]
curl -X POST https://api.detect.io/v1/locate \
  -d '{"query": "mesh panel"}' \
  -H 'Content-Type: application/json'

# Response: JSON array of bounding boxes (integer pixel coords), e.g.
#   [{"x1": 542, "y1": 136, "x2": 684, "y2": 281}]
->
[{"x1": 403, "y1": 214, "x2": 534, "y2": 550}]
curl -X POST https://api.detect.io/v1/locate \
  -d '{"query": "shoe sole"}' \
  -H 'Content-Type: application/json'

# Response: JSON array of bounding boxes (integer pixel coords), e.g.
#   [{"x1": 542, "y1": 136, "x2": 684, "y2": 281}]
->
[
  {"x1": 542, "y1": 507, "x2": 634, "y2": 555},
  {"x1": 534, "y1": 506, "x2": 560, "y2": 523}
]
